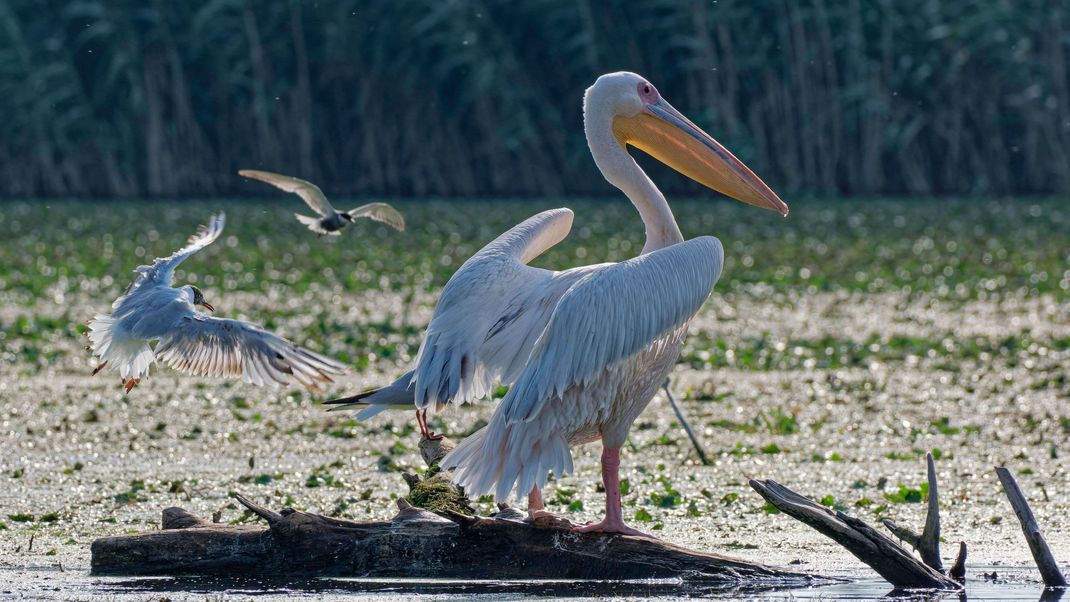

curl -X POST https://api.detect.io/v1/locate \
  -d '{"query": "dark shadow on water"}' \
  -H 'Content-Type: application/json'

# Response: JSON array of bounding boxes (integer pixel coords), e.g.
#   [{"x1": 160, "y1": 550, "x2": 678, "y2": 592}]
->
[{"x1": 93, "y1": 575, "x2": 810, "y2": 599}]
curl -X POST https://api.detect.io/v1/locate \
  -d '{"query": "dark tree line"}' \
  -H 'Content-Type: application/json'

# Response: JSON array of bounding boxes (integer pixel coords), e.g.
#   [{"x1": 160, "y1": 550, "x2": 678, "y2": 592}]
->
[{"x1": 1, "y1": 0, "x2": 1068, "y2": 199}]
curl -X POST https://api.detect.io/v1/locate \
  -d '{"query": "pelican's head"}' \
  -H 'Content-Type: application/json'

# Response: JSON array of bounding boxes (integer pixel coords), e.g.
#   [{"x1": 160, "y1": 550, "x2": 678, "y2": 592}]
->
[
  {"x1": 585, "y1": 72, "x2": 788, "y2": 216},
  {"x1": 186, "y1": 285, "x2": 215, "y2": 313}
]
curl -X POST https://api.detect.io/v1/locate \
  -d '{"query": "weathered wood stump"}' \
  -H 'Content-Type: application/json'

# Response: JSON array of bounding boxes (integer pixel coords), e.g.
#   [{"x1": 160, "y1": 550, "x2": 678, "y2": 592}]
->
[
  {"x1": 90, "y1": 434, "x2": 818, "y2": 587},
  {"x1": 91, "y1": 495, "x2": 815, "y2": 585}
]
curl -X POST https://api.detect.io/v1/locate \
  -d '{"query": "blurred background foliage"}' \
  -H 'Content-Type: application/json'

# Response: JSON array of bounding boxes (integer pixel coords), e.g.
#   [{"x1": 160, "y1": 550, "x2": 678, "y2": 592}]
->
[{"x1": 1, "y1": 0, "x2": 1068, "y2": 199}]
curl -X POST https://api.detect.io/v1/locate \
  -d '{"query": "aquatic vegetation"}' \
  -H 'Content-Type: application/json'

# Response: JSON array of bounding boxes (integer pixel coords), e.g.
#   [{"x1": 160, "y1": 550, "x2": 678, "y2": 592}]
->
[{"x1": 0, "y1": 197, "x2": 1067, "y2": 578}]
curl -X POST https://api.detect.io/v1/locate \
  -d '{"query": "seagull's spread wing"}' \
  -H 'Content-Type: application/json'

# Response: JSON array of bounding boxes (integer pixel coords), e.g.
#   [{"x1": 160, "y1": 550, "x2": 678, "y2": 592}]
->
[
  {"x1": 154, "y1": 312, "x2": 347, "y2": 391},
  {"x1": 410, "y1": 209, "x2": 584, "y2": 410},
  {"x1": 346, "y1": 202, "x2": 406, "y2": 231},
  {"x1": 113, "y1": 213, "x2": 225, "y2": 309},
  {"x1": 239, "y1": 169, "x2": 334, "y2": 216},
  {"x1": 499, "y1": 236, "x2": 724, "y2": 424}
]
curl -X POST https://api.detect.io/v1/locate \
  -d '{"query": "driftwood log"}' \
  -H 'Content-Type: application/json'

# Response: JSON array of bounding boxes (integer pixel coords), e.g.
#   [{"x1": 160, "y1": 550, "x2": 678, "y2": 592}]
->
[
  {"x1": 90, "y1": 435, "x2": 817, "y2": 588},
  {"x1": 750, "y1": 452, "x2": 969, "y2": 590},
  {"x1": 91, "y1": 496, "x2": 815, "y2": 585},
  {"x1": 750, "y1": 479, "x2": 960, "y2": 590}
]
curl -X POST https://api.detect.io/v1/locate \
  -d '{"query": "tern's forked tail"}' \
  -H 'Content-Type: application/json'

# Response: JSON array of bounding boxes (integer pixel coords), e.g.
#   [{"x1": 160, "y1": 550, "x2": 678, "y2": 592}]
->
[{"x1": 323, "y1": 370, "x2": 416, "y2": 420}]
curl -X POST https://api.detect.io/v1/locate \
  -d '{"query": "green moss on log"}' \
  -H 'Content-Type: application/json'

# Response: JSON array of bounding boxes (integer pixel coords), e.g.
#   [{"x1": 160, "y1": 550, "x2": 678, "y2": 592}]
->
[{"x1": 405, "y1": 473, "x2": 474, "y2": 516}]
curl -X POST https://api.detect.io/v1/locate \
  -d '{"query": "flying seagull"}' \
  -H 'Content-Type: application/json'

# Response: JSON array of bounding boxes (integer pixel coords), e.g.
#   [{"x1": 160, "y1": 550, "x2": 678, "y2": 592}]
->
[
  {"x1": 87, "y1": 213, "x2": 346, "y2": 393},
  {"x1": 238, "y1": 169, "x2": 405, "y2": 236},
  {"x1": 325, "y1": 72, "x2": 787, "y2": 536}
]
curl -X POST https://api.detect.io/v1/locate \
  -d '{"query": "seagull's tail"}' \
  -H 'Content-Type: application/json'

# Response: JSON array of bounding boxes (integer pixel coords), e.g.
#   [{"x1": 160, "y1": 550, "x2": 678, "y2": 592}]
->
[
  {"x1": 87, "y1": 314, "x2": 154, "y2": 380},
  {"x1": 323, "y1": 370, "x2": 415, "y2": 420},
  {"x1": 442, "y1": 413, "x2": 573, "y2": 502},
  {"x1": 294, "y1": 213, "x2": 338, "y2": 236}
]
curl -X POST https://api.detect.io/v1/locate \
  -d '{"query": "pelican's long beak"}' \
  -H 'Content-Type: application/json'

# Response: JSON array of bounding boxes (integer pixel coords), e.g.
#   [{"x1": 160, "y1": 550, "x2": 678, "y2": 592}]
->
[{"x1": 613, "y1": 98, "x2": 788, "y2": 216}]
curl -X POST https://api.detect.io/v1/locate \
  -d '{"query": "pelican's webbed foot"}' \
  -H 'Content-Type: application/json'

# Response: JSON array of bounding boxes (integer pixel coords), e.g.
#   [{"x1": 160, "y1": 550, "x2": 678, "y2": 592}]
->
[{"x1": 574, "y1": 518, "x2": 654, "y2": 538}]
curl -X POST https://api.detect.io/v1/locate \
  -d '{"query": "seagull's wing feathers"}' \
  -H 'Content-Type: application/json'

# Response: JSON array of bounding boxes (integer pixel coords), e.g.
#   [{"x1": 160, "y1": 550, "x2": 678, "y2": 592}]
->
[
  {"x1": 500, "y1": 236, "x2": 724, "y2": 424},
  {"x1": 239, "y1": 169, "x2": 334, "y2": 216},
  {"x1": 113, "y1": 213, "x2": 225, "y2": 309},
  {"x1": 345, "y1": 202, "x2": 406, "y2": 231},
  {"x1": 154, "y1": 312, "x2": 347, "y2": 391}
]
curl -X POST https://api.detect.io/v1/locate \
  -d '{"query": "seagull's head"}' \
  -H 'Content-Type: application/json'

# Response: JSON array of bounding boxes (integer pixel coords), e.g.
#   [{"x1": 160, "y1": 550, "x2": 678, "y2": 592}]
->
[{"x1": 186, "y1": 285, "x2": 215, "y2": 313}]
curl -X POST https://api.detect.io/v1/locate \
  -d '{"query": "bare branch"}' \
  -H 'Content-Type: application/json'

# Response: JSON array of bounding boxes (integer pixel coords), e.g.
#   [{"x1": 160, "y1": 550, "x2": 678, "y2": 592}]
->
[
  {"x1": 996, "y1": 467, "x2": 1067, "y2": 587},
  {"x1": 918, "y1": 452, "x2": 943, "y2": 571},
  {"x1": 662, "y1": 379, "x2": 710, "y2": 465}
]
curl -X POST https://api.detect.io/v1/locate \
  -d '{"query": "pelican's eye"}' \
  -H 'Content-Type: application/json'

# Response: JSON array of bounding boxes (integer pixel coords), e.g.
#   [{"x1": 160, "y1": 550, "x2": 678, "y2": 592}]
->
[{"x1": 638, "y1": 82, "x2": 658, "y2": 103}]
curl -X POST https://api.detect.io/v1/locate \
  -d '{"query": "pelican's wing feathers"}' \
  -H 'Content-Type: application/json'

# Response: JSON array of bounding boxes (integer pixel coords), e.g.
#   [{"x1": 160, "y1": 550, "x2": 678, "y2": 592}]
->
[
  {"x1": 239, "y1": 169, "x2": 334, "y2": 216},
  {"x1": 500, "y1": 235, "x2": 724, "y2": 424},
  {"x1": 113, "y1": 212, "x2": 225, "y2": 309},
  {"x1": 346, "y1": 202, "x2": 406, "y2": 231},
  {"x1": 154, "y1": 312, "x2": 347, "y2": 391},
  {"x1": 411, "y1": 208, "x2": 587, "y2": 409}
]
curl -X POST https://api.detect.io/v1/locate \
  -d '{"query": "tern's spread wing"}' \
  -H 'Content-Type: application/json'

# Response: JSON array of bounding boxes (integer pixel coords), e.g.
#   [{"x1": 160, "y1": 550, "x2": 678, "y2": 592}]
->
[
  {"x1": 155, "y1": 312, "x2": 347, "y2": 391},
  {"x1": 113, "y1": 213, "x2": 225, "y2": 309},
  {"x1": 499, "y1": 236, "x2": 724, "y2": 424},
  {"x1": 239, "y1": 169, "x2": 334, "y2": 216},
  {"x1": 346, "y1": 203, "x2": 406, "y2": 231}
]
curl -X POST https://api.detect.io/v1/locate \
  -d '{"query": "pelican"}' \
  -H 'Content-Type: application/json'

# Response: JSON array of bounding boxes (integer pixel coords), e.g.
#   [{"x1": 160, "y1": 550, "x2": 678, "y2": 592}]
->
[
  {"x1": 327, "y1": 72, "x2": 787, "y2": 535},
  {"x1": 238, "y1": 169, "x2": 405, "y2": 236},
  {"x1": 87, "y1": 213, "x2": 346, "y2": 392}
]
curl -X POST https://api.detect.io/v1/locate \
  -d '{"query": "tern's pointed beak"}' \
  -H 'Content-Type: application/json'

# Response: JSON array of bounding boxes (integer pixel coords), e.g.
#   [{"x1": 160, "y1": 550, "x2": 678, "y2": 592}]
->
[
  {"x1": 201, "y1": 301, "x2": 215, "y2": 313},
  {"x1": 612, "y1": 98, "x2": 788, "y2": 216}
]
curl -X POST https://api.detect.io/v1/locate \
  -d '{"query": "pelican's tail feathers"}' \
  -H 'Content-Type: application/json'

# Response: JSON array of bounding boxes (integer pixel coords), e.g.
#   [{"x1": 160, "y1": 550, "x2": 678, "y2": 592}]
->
[
  {"x1": 324, "y1": 370, "x2": 415, "y2": 419},
  {"x1": 443, "y1": 415, "x2": 572, "y2": 503}
]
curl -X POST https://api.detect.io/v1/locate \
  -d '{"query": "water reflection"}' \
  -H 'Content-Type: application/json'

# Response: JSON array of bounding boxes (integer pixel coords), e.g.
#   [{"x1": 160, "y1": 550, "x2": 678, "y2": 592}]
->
[{"x1": 92, "y1": 574, "x2": 1068, "y2": 601}]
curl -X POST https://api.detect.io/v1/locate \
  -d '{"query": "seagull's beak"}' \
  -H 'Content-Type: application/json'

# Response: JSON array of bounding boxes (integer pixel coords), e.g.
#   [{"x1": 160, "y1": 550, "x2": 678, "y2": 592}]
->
[
  {"x1": 201, "y1": 301, "x2": 215, "y2": 313},
  {"x1": 612, "y1": 97, "x2": 788, "y2": 216}
]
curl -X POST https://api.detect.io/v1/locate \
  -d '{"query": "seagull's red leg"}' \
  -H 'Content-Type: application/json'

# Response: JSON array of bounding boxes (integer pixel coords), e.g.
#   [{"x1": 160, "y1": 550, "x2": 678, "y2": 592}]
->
[
  {"x1": 92, "y1": 361, "x2": 108, "y2": 375},
  {"x1": 124, "y1": 378, "x2": 139, "y2": 393},
  {"x1": 417, "y1": 408, "x2": 444, "y2": 441},
  {"x1": 574, "y1": 447, "x2": 651, "y2": 538},
  {"x1": 413, "y1": 410, "x2": 425, "y2": 438}
]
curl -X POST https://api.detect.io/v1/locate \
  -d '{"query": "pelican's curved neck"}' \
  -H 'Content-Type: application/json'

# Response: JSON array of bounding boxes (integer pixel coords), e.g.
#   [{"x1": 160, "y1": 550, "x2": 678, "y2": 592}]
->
[{"x1": 584, "y1": 107, "x2": 683, "y2": 254}]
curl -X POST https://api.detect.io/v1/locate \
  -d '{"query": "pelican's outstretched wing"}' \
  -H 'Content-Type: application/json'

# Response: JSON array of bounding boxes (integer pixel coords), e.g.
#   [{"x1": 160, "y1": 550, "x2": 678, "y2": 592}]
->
[
  {"x1": 154, "y1": 312, "x2": 347, "y2": 391},
  {"x1": 327, "y1": 208, "x2": 584, "y2": 416},
  {"x1": 411, "y1": 208, "x2": 593, "y2": 410},
  {"x1": 113, "y1": 213, "x2": 225, "y2": 309},
  {"x1": 239, "y1": 169, "x2": 334, "y2": 216},
  {"x1": 500, "y1": 235, "x2": 724, "y2": 424},
  {"x1": 346, "y1": 202, "x2": 406, "y2": 231}
]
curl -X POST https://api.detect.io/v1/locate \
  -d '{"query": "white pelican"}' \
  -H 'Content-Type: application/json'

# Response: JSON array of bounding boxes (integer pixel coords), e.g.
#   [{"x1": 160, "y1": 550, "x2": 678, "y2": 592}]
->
[
  {"x1": 327, "y1": 72, "x2": 787, "y2": 535},
  {"x1": 238, "y1": 169, "x2": 406, "y2": 236},
  {"x1": 87, "y1": 213, "x2": 346, "y2": 392}
]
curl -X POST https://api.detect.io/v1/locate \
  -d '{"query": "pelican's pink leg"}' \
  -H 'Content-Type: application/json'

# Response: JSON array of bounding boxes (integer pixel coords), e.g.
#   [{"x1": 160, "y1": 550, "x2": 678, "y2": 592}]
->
[
  {"x1": 528, "y1": 485, "x2": 544, "y2": 512},
  {"x1": 574, "y1": 447, "x2": 651, "y2": 537},
  {"x1": 526, "y1": 484, "x2": 547, "y2": 520},
  {"x1": 526, "y1": 484, "x2": 570, "y2": 526}
]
